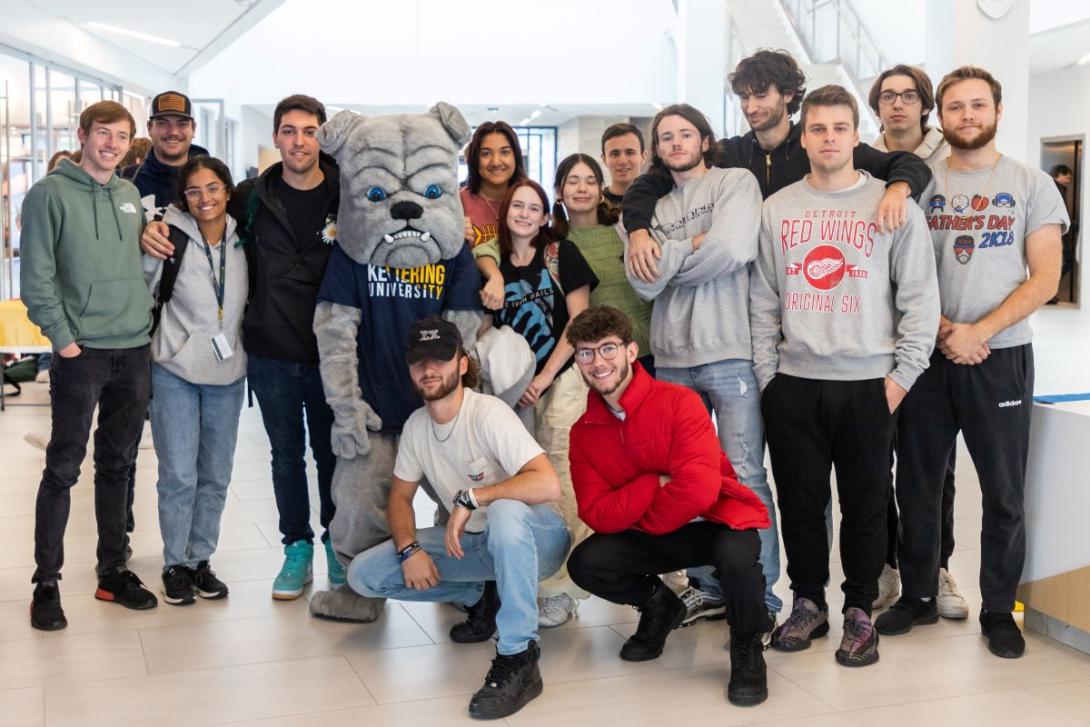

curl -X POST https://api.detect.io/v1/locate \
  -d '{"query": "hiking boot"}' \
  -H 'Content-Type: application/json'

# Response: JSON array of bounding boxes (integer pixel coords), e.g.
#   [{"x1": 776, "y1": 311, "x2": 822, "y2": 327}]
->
[
  {"x1": 835, "y1": 607, "x2": 879, "y2": 667},
  {"x1": 620, "y1": 580, "x2": 685, "y2": 662},
  {"x1": 161, "y1": 565, "x2": 195, "y2": 606},
  {"x1": 468, "y1": 640, "x2": 543, "y2": 719},
  {"x1": 980, "y1": 611, "x2": 1025, "y2": 658},
  {"x1": 728, "y1": 632, "x2": 768, "y2": 706},
  {"x1": 30, "y1": 582, "x2": 67, "y2": 631},
  {"x1": 875, "y1": 596, "x2": 938, "y2": 635},
  {"x1": 96, "y1": 569, "x2": 158, "y2": 610},
  {"x1": 677, "y1": 585, "x2": 727, "y2": 628},
  {"x1": 272, "y1": 541, "x2": 313, "y2": 600},
  {"x1": 771, "y1": 597, "x2": 829, "y2": 652},
  {"x1": 937, "y1": 568, "x2": 969, "y2": 620},
  {"x1": 323, "y1": 538, "x2": 346, "y2": 589},
  {"x1": 538, "y1": 593, "x2": 578, "y2": 628},
  {"x1": 872, "y1": 563, "x2": 901, "y2": 610},
  {"x1": 191, "y1": 561, "x2": 229, "y2": 600},
  {"x1": 451, "y1": 581, "x2": 499, "y2": 643}
]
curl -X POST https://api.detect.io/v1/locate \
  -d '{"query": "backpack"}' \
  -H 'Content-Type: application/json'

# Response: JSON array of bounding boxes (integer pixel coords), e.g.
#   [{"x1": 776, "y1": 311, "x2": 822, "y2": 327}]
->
[{"x1": 151, "y1": 225, "x2": 193, "y2": 334}]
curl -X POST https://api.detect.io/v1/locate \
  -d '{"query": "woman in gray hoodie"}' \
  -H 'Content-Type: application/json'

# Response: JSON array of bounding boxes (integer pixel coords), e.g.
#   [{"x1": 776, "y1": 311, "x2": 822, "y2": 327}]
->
[{"x1": 144, "y1": 156, "x2": 248, "y2": 606}]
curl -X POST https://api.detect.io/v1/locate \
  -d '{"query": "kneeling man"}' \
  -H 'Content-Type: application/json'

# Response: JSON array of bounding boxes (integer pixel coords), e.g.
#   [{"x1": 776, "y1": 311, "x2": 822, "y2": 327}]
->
[
  {"x1": 347, "y1": 317, "x2": 570, "y2": 719},
  {"x1": 565, "y1": 306, "x2": 770, "y2": 707}
]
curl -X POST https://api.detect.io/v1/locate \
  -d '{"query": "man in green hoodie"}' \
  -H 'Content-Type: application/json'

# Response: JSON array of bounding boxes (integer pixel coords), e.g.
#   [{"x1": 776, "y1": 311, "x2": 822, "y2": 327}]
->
[{"x1": 20, "y1": 100, "x2": 159, "y2": 631}]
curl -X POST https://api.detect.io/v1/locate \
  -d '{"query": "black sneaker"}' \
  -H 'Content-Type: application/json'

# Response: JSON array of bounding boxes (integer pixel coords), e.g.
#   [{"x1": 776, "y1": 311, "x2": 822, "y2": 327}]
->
[
  {"x1": 677, "y1": 585, "x2": 727, "y2": 627},
  {"x1": 96, "y1": 569, "x2": 158, "y2": 610},
  {"x1": 980, "y1": 611, "x2": 1025, "y2": 658},
  {"x1": 30, "y1": 582, "x2": 67, "y2": 631},
  {"x1": 468, "y1": 640, "x2": 543, "y2": 719},
  {"x1": 875, "y1": 596, "x2": 938, "y2": 635},
  {"x1": 451, "y1": 581, "x2": 499, "y2": 643},
  {"x1": 728, "y1": 632, "x2": 768, "y2": 706},
  {"x1": 761, "y1": 610, "x2": 778, "y2": 650},
  {"x1": 620, "y1": 580, "x2": 685, "y2": 662},
  {"x1": 161, "y1": 566, "x2": 195, "y2": 606},
  {"x1": 191, "y1": 561, "x2": 229, "y2": 600}
]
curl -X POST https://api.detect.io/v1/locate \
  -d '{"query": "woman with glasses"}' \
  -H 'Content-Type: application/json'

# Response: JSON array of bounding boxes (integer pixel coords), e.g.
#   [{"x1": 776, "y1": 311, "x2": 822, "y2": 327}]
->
[{"x1": 144, "y1": 156, "x2": 248, "y2": 606}]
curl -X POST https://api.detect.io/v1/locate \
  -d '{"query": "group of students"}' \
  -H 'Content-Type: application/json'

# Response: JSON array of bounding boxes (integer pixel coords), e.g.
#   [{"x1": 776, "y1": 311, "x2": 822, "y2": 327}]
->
[{"x1": 18, "y1": 46, "x2": 1067, "y2": 720}]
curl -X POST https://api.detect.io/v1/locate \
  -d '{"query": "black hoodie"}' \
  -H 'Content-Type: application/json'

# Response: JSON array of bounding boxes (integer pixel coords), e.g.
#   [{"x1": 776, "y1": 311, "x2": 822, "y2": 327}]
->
[
  {"x1": 121, "y1": 143, "x2": 211, "y2": 208},
  {"x1": 622, "y1": 122, "x2": 932, "y2": 233}
]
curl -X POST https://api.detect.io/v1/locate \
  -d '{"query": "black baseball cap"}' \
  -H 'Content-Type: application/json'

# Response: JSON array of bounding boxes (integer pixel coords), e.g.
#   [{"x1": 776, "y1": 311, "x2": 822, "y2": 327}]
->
[
  {"x1": 149, "y1": 91, "x2": 193, "y2": 120},
  {"x1": 406, "y1": 316, "x2": 462, "y2": 365}
]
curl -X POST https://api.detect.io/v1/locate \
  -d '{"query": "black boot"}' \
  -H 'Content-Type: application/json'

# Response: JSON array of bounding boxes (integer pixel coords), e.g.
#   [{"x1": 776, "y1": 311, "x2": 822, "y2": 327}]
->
[
  {"x1": 468, "y1": 640, "x2": 543, "y2": 719},
  {"x1": 620, "y1": 580, "x2": 685, "y2": 661},
  {"x1": 728, "y1": 632, "x2": 768, "y2": 706},
  {"x1": 30, "y1": 582, "x2": 67, "y2": 631},
  {"x1": 451, "y1": 581, "x2": 500, "y2": 643}
]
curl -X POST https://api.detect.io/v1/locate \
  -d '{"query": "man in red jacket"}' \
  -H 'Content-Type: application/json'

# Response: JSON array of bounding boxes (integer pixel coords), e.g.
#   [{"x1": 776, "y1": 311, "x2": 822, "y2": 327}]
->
[{"x1": 565, "y1": 306, "x2": 770, "y2": 707}]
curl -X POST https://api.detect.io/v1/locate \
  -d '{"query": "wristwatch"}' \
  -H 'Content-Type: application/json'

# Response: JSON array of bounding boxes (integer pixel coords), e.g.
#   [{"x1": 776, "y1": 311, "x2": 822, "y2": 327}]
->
[{"x1": 453, "y1": 488, "x2": 479, "y2": 511}]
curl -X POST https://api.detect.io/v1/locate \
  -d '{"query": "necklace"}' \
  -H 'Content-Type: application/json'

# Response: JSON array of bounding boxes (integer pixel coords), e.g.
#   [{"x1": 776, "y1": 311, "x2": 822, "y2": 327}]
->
[
  {"x1": 944, "y1": 153, "x2": 1002, "y2": 212},
  {"x1": 430, "y1": 400, "x2": 463, "y2": 443}
]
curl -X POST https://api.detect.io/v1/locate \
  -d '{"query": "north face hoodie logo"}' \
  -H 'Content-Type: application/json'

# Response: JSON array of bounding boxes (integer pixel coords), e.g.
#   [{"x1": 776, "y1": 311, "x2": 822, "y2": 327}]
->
[{"x1": 118, "y1": 202, "x2": 138, "y2": 214}]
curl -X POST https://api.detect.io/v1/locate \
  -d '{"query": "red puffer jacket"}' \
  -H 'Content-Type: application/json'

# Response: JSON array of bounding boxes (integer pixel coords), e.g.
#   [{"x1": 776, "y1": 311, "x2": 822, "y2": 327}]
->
[{"x1": 569, "y1": 363, "x2": 769, "y2": 535}]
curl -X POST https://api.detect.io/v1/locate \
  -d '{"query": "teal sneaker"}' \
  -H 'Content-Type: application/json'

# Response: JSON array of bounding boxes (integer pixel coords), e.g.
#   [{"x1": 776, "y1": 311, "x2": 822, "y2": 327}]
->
[
  {"x1": 324, "y1": 538, "x2": 346, "y2": 588},
  {"x1": 272, "y1": 541, "x2": 313, "y2": 600}
]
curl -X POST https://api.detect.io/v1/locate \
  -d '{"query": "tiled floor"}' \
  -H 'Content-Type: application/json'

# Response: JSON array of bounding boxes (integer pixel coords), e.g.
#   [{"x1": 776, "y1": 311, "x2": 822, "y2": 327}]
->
[{"x1": 1, "y1": 305, "x2": 1088, "y2": 726}]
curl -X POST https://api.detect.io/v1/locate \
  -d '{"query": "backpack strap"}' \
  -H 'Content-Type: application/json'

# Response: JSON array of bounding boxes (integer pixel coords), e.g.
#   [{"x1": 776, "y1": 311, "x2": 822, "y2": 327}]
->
[
  {"x1": 151, "y1": 225, "x2": 191, "y2": 334},
  {"x1": 543, "y1": 241, "x2": 564, "y2": 296}
]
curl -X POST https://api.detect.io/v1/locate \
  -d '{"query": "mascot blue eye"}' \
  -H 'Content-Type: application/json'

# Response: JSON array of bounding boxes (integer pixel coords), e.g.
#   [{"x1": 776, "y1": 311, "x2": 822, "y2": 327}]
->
[
  {"x1": 424, "y1": 184, "x2": 443, "y2": 200},
  {"x1": 367, "y1": 186, "x2": 388, "y2": 202}
]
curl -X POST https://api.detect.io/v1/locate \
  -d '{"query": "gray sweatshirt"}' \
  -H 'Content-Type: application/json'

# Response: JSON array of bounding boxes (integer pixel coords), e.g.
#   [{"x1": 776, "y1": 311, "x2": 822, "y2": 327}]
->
[
  {"x1": 627, "y1": 166, "x2": 762, "y2": 368},
  {"x1": 750, "y1": 172, "x2": 940, "y2": 391},
  {"x1": 144, "y1": 205, "x2": 248, "y2": 385}
]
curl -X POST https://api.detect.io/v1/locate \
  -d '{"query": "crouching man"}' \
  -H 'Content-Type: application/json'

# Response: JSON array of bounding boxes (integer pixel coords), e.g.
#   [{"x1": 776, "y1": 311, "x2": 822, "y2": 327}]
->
[
  {"x1": 347, "y1": 316, "x2": 570, "y2": 719},
  {"x1": 564, "y1": 306, "x2": 771, "y2": 707}
]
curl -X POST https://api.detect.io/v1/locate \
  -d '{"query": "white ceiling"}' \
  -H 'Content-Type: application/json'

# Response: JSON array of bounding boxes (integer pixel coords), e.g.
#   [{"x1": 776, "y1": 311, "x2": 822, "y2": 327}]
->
[
  {"x1": 1030, "y1": 17, "x2": 1090, "y2": 74},
  {"x1": 248, "y1": 103, "x2": 661, "y2": 129}
]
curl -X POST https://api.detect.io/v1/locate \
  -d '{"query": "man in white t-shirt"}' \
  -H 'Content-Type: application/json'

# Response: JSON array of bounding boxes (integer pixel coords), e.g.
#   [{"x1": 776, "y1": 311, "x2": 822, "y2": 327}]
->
[{"x1": 346, "y1": 316, "x2": 570, "y2": 720}]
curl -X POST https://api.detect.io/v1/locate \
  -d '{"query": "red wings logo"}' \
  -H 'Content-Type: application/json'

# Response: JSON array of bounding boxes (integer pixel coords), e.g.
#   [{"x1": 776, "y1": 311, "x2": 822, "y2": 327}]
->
[
  {"x1": 807, "y1": 257, "x2": 844, "y2": 281},
  {"x1": 802, "y1": 245, "x2": 847, "y2": 290}
]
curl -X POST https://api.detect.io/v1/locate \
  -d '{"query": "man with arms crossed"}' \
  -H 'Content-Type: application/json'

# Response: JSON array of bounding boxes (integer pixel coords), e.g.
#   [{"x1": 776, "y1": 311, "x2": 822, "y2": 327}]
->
[{"x1": 348, "y1": 317, "x2": 570, "y2": 719}]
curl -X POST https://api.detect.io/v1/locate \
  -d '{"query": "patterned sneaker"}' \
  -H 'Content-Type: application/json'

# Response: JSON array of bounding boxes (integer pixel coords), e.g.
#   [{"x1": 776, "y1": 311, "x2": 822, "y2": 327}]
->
[
  {"x1": 872, "y1": 564, "x2": 901, "y2": 610},
  {"x1": 677, "y1": 586, "x2": 727, "y2": 627},
  {"x1": 835, "y1": 607, "x2": 880, "y2": 667},
  {"x1": 538, "y1": 593, "x2": 578, "y2": 627},
  {"x1": 324, "y1": 539, "x2": 346, "y2": 588},
  {"x1": 272, "y1": 541, "x2": 313, "y2": 600},
  {"x1": 936, "y1": 568, "x2": 969, "y2": 620},
  {"x1": 772, "y1": 597, "x2": 829, "y2": 652}
]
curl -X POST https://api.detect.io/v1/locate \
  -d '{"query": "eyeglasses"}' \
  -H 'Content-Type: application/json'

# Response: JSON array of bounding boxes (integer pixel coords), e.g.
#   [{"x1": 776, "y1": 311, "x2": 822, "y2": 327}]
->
[
  {"x1": 183, "y1": 183, "x2": 226, "y2": 200},
  {"x1": 878, "y1": 90, "x2": 920, "y2": 105},
  {"x1": 574, "y1": 342, "x2": 623, "y2": 364}
]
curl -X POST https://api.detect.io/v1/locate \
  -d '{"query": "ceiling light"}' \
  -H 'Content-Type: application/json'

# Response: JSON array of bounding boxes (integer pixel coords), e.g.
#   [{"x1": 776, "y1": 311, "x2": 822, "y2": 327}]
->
[
  {"x1": 1078, "y1": 52, "x2": 1090, "y2": 65},
  {"x1": 487, "y1": 106, "x2": 499, "y2": 112},
  {"x1": 518, "y1": 117, "x2": 531, "y2": 126},
  {"x1": 87, "y1": 22, "x2": 181, "y2": 47},
  {"x1": 651, "y1": 101, "x2": 664, "y2": 110},
  {"x1": 530, "y1": 109, "x2": 542, "y2": 120}
]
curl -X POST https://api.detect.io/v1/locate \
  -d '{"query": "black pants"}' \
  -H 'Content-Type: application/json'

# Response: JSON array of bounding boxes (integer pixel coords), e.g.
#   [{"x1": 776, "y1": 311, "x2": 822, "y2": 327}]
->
[
  {"x1": 886, "y1": 448, "x2": 955, "y2": 570},
  {"x1": 567, "y1": 522, "x2": 766, "y2": 637},
  {"x1": 896, "y1": 346, "x2": 1032, "y2": 612},
  {"x1": 33, "y1": 346, "x2": 151, "y2": 583},
  {"x1": 762, "y1": 375, "x2": 895, "y2": 614}
]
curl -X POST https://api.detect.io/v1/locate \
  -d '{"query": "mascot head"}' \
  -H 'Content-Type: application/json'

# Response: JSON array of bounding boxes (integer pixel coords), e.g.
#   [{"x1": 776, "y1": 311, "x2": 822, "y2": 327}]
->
[{"x1": 319, "y1": 102, "x2": 471, "y2": 268}]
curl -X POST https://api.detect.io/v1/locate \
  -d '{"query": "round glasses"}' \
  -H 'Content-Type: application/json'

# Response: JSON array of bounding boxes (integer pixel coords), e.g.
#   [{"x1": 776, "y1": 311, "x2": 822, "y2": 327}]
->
[{"x1": 574, "y1": 342, "x2": 622, "y2": 365}]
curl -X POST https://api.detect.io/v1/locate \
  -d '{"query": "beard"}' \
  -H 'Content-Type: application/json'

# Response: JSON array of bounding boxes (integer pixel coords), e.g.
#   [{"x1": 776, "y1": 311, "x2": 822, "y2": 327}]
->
[
  {"x1": 663, "y1": 150, "x2": 704, "y2": 173},
  {"x1": 415, "y1": 369, "x2": 460, "y2": 402},
  {"x1": 748, "y1": 102, "x2": 785, "y2": 133},
  {"x1": 584, "y1": 357, "x2": 631, "y2": 398},
  {"x1": 943, "y1": 121, "x2": 997, "y2": 150}
]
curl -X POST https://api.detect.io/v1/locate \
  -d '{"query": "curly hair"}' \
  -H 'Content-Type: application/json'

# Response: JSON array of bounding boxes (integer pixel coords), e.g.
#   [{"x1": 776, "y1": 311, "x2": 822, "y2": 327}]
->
[
  {"x1": 566, "y1": 306, "x2": 633, "y2": 348},
  {"x1": 729, "y1": 49, "x2": 807, "y2": 116}
]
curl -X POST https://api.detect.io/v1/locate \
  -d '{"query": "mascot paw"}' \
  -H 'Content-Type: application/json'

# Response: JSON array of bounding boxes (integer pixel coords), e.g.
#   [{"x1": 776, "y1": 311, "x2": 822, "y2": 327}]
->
[{"x1": 310, "y1": 585, "x2": 386, "y2": 623}]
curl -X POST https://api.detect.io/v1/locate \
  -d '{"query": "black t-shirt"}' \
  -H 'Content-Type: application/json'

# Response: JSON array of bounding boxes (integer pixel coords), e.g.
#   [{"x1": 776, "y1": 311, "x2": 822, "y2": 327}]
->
[
  {"x1": 275, "y1": 176, "x2": 330, "y2": 252},
  {"x1": 494, "y1": 239, "x2": 598, "y2": 375}
]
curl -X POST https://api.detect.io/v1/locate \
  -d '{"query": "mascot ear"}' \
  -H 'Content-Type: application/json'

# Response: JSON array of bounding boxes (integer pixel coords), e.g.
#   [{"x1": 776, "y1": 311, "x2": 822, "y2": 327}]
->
[
  {"x1": 429, "y1": 102, "x2": 471, "y2": 147},
  {"x1": 318, "y1": 110, "x2": 365, "y2": 160}
]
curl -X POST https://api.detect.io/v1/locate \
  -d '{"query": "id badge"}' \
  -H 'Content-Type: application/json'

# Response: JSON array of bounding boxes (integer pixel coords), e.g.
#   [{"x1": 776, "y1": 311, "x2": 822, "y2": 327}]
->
[{"x1": 211, "y1": 333, "x2": 234, "y2": 362}]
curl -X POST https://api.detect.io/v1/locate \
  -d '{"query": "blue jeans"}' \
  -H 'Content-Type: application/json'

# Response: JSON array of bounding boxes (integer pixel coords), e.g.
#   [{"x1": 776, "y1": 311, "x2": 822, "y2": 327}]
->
[
  {"x1": 656, "y1": 359, "x2": 782, "y2": 614},
  {"x1": 150, "y1": 364, "x2": 245, "y2": 568},
  {"x1": 247, "y1": 354, "x2": 336, "y2": 545},
  {"x1": 348, "y1": 500, "x2": 571, "y2": 655}
]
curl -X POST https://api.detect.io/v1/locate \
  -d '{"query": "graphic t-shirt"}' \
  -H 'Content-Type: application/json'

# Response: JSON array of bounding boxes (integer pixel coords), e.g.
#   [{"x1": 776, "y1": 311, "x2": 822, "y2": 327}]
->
[
  {"x1": 920, "y1": 156, "x2": 1069, "y2": 348},
  {"x1": 494, "y1": 240, "x2": 598, "y2": 375},
  {"x1": 316, "y1": 242, "x2": 481, "y2": 432},
  {"x1": 460, "y1": 188, "x2": 502, "y2": 248},
  {"x1": 394, "y1": 389, "x2": 547, "y2": 533},
  {"x1": 275, "y1": 176, "x2": 333, "y2": 253}
]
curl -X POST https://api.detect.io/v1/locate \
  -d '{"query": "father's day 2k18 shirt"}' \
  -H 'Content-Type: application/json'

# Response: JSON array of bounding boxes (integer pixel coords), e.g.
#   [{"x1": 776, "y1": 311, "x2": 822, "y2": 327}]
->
[
  {"x1": 921, "y1": 156, "x2": 1068, "y2": 348},
  {"x1": 317, "y1": 242, "x2": 481, "y2": 432}
]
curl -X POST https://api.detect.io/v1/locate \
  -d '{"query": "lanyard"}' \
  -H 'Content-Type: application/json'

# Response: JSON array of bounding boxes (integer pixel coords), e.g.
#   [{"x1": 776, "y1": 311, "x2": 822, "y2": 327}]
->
[{"x1": 199, "y1": 238, "x2": 227, "y2": 329}]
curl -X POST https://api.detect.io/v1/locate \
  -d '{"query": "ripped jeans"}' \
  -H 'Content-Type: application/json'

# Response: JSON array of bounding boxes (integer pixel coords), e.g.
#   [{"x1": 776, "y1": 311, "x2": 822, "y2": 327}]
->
[{"x1": 656, "y1": 359, "x2": 782, "y2": 614}]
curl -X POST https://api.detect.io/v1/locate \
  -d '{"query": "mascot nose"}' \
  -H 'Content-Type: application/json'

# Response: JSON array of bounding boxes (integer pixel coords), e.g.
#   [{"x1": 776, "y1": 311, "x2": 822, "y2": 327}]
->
[{"x1": 390, "y1": 200, "x2": 424, "y2": 221}]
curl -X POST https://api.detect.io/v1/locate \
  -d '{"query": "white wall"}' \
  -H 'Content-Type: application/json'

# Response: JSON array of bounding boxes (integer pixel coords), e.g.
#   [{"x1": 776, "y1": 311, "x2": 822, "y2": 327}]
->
[
  {"x1": 852, "y1": 0, "x2": 927, "y2": 66},
  {"x1": 557, "y1": 116, "x2": 628, "y2": 169}
]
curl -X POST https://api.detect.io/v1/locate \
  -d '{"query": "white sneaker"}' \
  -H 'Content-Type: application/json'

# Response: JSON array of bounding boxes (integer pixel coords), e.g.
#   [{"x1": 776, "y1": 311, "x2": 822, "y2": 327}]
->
[
  {"x1": 35, "y1": 369, "x2": 49, "y2": 383},
  {"x1": 538, "y1": 593, "x2": 578, "y2": 627},
  {"x1": 23, "y1": 430, "x2": 50, "y2": 451},
  {"x1": 936, "y1": 567, "x2": 969, "y2": 619},
  {"x1": 872, "y1": 564, "x2": 901, "y2": 610}
]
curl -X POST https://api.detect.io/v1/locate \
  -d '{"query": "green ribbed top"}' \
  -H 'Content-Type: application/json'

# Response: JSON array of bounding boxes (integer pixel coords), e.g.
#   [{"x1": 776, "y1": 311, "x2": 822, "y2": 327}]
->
[{"x1": 567, "y1": 225, "x2": 654, "y2": 359}]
